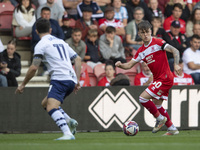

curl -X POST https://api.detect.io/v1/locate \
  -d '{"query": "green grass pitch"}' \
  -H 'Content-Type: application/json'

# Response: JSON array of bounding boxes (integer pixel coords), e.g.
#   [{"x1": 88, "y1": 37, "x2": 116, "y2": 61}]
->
[{"x1": 0, "y1": 130, "x2": 199, "y2": 150}]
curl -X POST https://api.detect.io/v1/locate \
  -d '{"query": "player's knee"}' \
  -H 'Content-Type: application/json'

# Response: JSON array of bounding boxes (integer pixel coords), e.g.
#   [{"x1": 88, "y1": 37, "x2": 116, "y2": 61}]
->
[{"x1": 139, "y1": 96, "x2": 149, "y2": 103}]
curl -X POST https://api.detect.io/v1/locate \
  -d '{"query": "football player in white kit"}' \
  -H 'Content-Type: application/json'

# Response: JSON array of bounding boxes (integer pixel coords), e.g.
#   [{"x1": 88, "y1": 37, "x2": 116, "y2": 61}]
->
[{"x1": 15, "y1": 18, "x2": 81, "y2": 140}]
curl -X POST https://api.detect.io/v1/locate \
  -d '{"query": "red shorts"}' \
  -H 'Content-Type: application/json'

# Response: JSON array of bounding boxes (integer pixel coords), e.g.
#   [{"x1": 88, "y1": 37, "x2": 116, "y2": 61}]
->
[{"x1": 145, "y1": 80, "x2": 173, "y2": 100}]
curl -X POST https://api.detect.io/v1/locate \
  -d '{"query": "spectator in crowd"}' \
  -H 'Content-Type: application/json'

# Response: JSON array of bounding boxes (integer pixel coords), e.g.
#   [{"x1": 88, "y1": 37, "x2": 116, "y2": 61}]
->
[
  {"x1": 111, "y1": 0, "x2": 128, "y2": 26},
  {"x1": 110, "y1": 73, "x2": 130, "y2": 86},
  {"x1": 98, "y1": 60, "x2": 115, "y2": 86},
  {"x1": 186, "y1": 7, "x2": 200, "y2": 37},
  {"x1": 36, "y1": 0, "x2": 64, "y2": 26},
  {"x1": 164, "y1": 0, "x2": 190, "y2": 22},
  {"x1": 163, "y1": 3, "x2": 186, "y2": 34},
  {"x1": 99, "y1": 26, "x2": 126, "y2": 64},
  {"x1": 148, "y1": 0, "x2": 163, "y2": 22},
  {"x1": 94, "y1": 0, "x2": 111, "y2": 11},
  {"x1": 98, "y1": 6, "x2": 125, "y2": 37},
  {"x1": 163, "y1": 20, "x2": 188, "y2": 71},
  {"x1": 75, "y1": 6, "x2": 103, "y2": 40},
  {"x1": 12, "y1": 0, "x2": 36, "y2": 38},
  {"x1": 77, "y1": 0, "x2": 104, "y2": 20},
  {"x1": 38, "y1": 0, "x2": 65, "y2": 13},
  {"x1": 144, "y1": 0, "x2": 169, "y2": 14},
  {"x1": 31, "y1": 7, "x2": 65, "y2": 52},
  {"x1": 193, "y1": 1, "x2": 200, "y2": 11},
  {"x1": 187, "y1": 22, "x2": 200, "y2": 46},
  {"x1": 0, "y1": 60, "x2": 8, "y2": 87},
  {"x1": 134, "y1": 62, "x2": 153, "y2": 86},
  {"x1": 182, "y1": 34, "x2": 200, "y2": 84},
  {"x1": 125, "y1": 0, "x2": 152, "y2": 22},
  {"x1": 173, "y1": 59, "x2": 194, "y2": 85},
  {"x1": 84, "y1": 29, "x2": 102, "y2": 69},
  {"x1": 151, "y1": 16, "x2": 169, "y2": 39},
  {"x1": 63, "y1": 0, "x2": 82, "y2": 20},
  {"x1": 0, "y1": 39, "x2": 21, "y2": 87},
  {"x1": 65, "y1": 28, "x2": 86, "y2": 61},
  {"x1": 125, "y1": 7, "x2": 144, "y2": 50},
  {"x1": 61, "y1": 15, "x2": 73, "y2": 40},
  {"x1": 0, "y1": 38, "x2": 4, "y2": 52}
]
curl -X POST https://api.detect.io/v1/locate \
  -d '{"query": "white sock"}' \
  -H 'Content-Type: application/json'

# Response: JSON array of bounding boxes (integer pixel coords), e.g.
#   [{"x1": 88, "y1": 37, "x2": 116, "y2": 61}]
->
[
  {"x1": 49, "y1": 108, "x2": 72, "y2": 135},
  {"x1": 157, "y1": 114, "x2": 165, "y2": 121},
  {"x1": 168, "y1": 124, "x2": 177, "y2": 131},
  {"x1": 58, "y1": 106, "x2": 71, "y2": 123}
]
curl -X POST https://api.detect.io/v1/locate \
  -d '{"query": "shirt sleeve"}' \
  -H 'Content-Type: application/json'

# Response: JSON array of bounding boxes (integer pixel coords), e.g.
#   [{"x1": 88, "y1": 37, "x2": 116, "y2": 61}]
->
[
  {"x1": 34, "y1": 41, "x2": 45, "y2": 56},
  {"x1": 132, "y1": 48, "x2": 142, "y2": 62}
]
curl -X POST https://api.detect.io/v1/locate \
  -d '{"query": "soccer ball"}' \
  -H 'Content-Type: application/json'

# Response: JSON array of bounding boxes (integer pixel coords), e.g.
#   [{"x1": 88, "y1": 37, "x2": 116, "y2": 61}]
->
[{"x1": 123, "y1": 120, "x2": 139, "y2": 136}]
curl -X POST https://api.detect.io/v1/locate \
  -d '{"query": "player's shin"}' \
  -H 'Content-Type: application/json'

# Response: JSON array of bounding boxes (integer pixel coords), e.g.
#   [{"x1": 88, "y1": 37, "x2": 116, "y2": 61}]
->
[
  {"x1": 48, "y1": 108, "x2": 72, "y2": 135},
  {"x1": 58, "y1": 106, "x2": 71, "y2": 123},
  {"x1": 156, "y1": 105, "x2": 172, "y2": 127},
  {"x1": 139, "y1": 97, "x2": 163, "y2": 120}
]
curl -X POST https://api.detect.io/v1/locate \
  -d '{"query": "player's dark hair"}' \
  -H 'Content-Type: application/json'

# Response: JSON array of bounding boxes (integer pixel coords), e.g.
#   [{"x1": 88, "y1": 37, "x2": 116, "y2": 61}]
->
[
  {"x1": 173, "y1": 3, "x2": 183, "y2": 10},
  {"x1": 41, "y1": 7, "x2": 51, "y2": 12},
  {"x1": 72, "y1": 28, "x2": 82, "y2": 34},
  {"x1": 105, "y1": 26, "x2": 116, "y2": 33},
  {"x1": 137, "y1": 20, "x2": 152, "y2": 32},
  {"x1": 191, "y1": 34, "x2": 200, "y2": 41},
  {"x1": 36, "y1": 18, "x2": 51, "y2": 34}
]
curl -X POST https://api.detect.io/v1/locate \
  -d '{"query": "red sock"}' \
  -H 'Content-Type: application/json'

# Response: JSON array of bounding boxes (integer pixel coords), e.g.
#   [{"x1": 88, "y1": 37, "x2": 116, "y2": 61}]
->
[
  {"x1": 141, "y1": 100, "x2": 160, "y2": 118},
  {"x1": 158, "y1": 107, "x2": 172, "y2": 128}
]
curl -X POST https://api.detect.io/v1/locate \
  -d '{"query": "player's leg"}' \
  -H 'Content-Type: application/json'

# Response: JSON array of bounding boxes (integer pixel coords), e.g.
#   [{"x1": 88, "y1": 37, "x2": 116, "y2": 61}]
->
[
  {"x1": 153, "y1": 99, "x2": 179, "y2": 135},
  {"x1": 44, "y1": 97, "x2": 75, "y2": 126},
  {"x1": 41, "y1": 96, "x2": 47, "y2": 109},
  {"x1": 46, "y1": 98, "x2": 75, "y2": 140},
  {"x1": 139, "y1": 91, "x2": 167, "y2": 131},
  {"x1": 58, "y1": 106, "x2": 78, "y2": 135}
]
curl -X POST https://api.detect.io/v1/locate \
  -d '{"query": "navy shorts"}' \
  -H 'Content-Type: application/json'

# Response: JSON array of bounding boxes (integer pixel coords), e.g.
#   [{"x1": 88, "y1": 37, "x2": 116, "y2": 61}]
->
[{"x1": 47, "y1": 80, "x2": 75, "y2": 103}]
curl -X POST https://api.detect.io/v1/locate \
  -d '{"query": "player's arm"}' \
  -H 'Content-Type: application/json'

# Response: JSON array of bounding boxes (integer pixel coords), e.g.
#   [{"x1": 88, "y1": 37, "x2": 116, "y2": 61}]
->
[
  {"x1": 115, "y1": 59, "x2": 138, "y2": 70},
  {"x1": 164, "y1": 44, "x2": 181, "y2": 75},
  {"x1": 73, "y1": 55, "x2": 82, "y2": 94},
  {"x1": 15, "y1": 56, "x2": 42, "y2": 94},
  {"x1": 74, "y1": 55, "x2": 81, "y2": 82}
]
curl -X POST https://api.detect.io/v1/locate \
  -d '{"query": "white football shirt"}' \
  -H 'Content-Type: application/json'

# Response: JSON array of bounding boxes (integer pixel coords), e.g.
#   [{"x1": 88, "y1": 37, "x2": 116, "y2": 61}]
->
[{"x1": 34, "y1": 34, "x2": 78, "y2": 83}]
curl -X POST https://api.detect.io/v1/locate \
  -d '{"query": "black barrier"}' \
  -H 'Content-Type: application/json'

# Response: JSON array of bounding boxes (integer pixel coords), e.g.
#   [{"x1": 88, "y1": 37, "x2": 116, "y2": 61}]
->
[{"x1": 0, "y1": 86, "x2": 199, "y2": 133}]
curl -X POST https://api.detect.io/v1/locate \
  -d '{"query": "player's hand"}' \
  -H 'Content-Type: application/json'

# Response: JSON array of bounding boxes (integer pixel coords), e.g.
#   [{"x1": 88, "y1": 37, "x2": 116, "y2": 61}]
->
[
  {"x1": 174, "y1": 64, "x2": 181, "y2": 75},
  {"x1": 115, "y1": 61, "x2": 122, "y2": 67},
  {"x1": 15, "y1": 84, "x2": 25, "y2": 94},
  {"x1": 74, "y1": 82, "x2": 81, "y2": 94}
]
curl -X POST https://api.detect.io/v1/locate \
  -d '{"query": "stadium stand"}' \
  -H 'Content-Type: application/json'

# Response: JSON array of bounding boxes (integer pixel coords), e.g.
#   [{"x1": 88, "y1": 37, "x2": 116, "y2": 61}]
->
[
  {"x1": 81, "y1": 62, "x2": 97, "y2": 86},
  {"x1": 93, "y1": 63, "x2": 106, "y2": 82},
  {"x1": 0, "y1": 2, "x2": 14, "y2": 31}
]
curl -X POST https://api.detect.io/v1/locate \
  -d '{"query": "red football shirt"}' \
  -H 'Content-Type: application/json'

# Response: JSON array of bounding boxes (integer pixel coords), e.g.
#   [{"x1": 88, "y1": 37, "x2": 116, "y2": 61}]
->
[
  {"x1": 133, "y1": 37, "x2": 174, "y2": 84},
  {"x1": 173, "y1": 72, "x2": 194, "y2": 85}
]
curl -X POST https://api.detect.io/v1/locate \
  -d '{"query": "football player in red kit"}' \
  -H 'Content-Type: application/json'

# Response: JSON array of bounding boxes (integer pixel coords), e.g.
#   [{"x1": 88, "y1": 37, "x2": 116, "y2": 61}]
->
[{"x1": 115, "y1": 20, "x2": 181, "y2": 135}]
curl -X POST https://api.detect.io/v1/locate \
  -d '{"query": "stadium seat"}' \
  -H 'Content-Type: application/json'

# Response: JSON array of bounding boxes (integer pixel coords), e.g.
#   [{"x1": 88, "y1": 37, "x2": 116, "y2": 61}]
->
[
  {"x1": 0, "y1": 3, "x2": 14, "y2": 31},
  {"x1": 116, "y1": 63, "x2": 139, "y2": 86},
  {"x1": 81, "y1": 63, "x2": 97, "y2": 86},
  {"x1": 93, "y1": 63, "x2": 105, "y2": 81}
]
